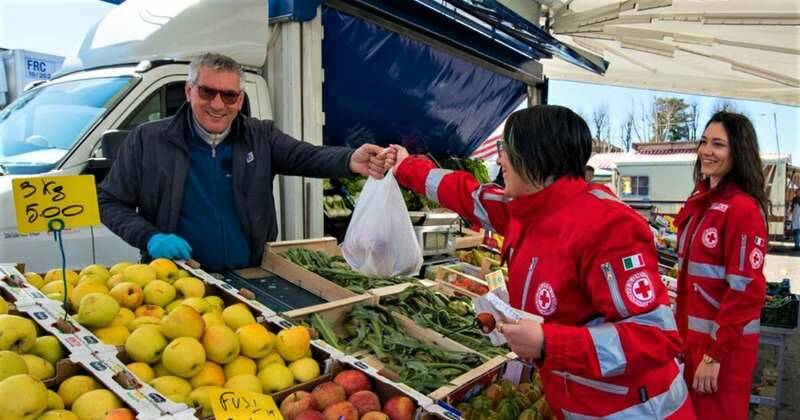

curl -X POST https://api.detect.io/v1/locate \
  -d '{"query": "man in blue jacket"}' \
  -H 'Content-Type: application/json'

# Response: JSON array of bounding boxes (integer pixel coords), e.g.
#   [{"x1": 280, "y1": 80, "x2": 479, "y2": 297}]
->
[{"x1": 98, "y1": 53, "x2": 389, "y2": 272}]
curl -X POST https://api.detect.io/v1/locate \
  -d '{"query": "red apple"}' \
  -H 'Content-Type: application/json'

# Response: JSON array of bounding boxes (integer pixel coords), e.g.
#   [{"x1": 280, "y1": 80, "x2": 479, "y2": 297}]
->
[
  {"x1": 323, "y1": 401, "x2": 358, "y2": 420},
  {"x1": 295, "y1": 410, "x2": 326, "y2": 420},
  {"x1": 334, "y1": 370, "x2": 372, "y2": 397},
  {"x1": 312, "y1": 381, "x2": 347, "y2": 410},
  {"x1": 383, "y1": 396, "x2": 415, "y2": 420},
  {"x1": 281, "y1": 391, "x2": 317, "y2": 420},
  {"x1": 348, "y1": 390, "x2": 381, "y2": 416},
  {"x1": 361, "y1": 412, "x2": 390, "y2": 420}
]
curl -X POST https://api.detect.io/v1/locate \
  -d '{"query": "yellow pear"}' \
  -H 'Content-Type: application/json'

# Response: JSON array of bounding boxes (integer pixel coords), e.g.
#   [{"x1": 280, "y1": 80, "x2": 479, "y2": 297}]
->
[
  {"x1": 174, "y1": 277, "x2": 205, "y2": 299},
  {"x1": 29, "y1": 336, "x2": 64, "y2": 365},
  {"x1": 276, "y1": 326, "x2": 311, "y2": 362},
  {"x1": 162, "y1": 337, "x2": 206, "y2": 378},
  {"x1": 70, "y1": 282, "x2": 109, "y2": 311},
  {"x1": 21, "y1": 354, "x2": 54, "y2": 380},
  {"x1": 108, "y1": 282, "x2": 143, "y2": 309},
  {"x1": 222, "y1": 303, "x2": 256, "y2": 331},
  {"x1": 237, "y1": 323, "x2": 275, "y2": 359},
  {"x1": 149, "y1": 375, "x2": 192, "y2": 397},
  {"x1": 57, "y1": 375, "x2": 99, "y2": 408},
  {"x1": 125, "y1": 325, "x2": 168, "y2": 363},
  {"x1": 126, "y1": 361, "x2": 155, "y2": 383},
  {"x1": 258, "y1": 363, "x2": 294, "y2": 392},
  {"x1": 160, "y1": 305, "x2": 204, "y2": 340},
  {"x1": 23, "y1": 272, "x2": 45, "y2": 289},
  {"x1": 257, "y1": 351, "x2": 285, "y2": 371},
  {"x1": 71, "y1": 389, "x2": 122, "y2": 420},
  {"x1": 202, "y1": 325, "x2": 240, "y2": 364},
  {"x1": 223, "y1": 356, "x2": 257, "y2": 378},
  {"x1": 188, "y1": 386, "x2": 222, "y2": 418},
  {"x1": 45, "y1": 390, "x2": 64, "y2": 410},
  {"x1": 189, "y1": 361, "x2": 226, "y2": 388},
  {"x1": 181, "y1": 297, "x2": 212, "y2": 314},
  {"x1": 202, "y1": 312, "x2": 225, "y2": 328},
  {"x1": 77, "y1": 293, "x2": 119, "y2": 328},
  {"x1": 92, "y1": 325, "x2": 129, "y2": 346},
  {"x1": 43, "y1": 269, "x2": 78, "y2": 286},
  {"x1": 225, "y1": 373, "x2": 263, "y2": 393},
  {"x1": 149, "y1": 258, "x2": 180, "y2": 283},
  {"x1": 109, "y1": 261, "x2": 132, "y2": 276},
  {"x1": 109, "y1": 308, "x2": 135, "y2": 328},
  {"x1": 134, "y1": 304, "x2": 165, "y2": 319},
  {"x1": 0, "y1": 350, "x2": 28, "y2": 380},
  {"x1": 0, "y1": 374, "x2": 48, "y2": 420},
  {"x1": 122, "y1": 264, "x2": 157, "y2": 287},
  {"x1": 0, "y1": 314, "x2": 37, "y2": 352},
  {"x1": 36, "y1": 409, "x2": 79, "y2": 420},
  {"x1": 105, "y1": 273, "x2": 125, "y2": 289},
  {"x1": 143, "y1": 280, "x2": 176, "y2": 307}
]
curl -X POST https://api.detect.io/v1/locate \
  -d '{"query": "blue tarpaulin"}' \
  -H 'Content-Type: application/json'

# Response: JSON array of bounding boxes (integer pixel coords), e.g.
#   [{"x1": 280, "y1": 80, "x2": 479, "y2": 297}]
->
[{"x1": 321, "y1": 8, "x2": 526, "y2": 157}]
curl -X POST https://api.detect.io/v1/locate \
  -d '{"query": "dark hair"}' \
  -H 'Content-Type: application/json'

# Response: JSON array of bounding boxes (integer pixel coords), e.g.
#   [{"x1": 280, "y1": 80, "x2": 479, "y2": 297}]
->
[
  {"x1": 502, "y1": 105, "x2": 592, "y2": 184},
  {"x1": 694, "y1": 111, "x2": 768, "y2": 217}
]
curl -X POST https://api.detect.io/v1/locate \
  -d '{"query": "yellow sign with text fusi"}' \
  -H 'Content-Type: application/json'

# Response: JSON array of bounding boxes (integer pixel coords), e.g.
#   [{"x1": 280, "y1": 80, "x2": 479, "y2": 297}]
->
[
  {"x1": 12, "y1": 175, "x2": 100, "y2": 234},
  {"x1": 209, "y1": 388, "x2": 284, "y2": 420}
]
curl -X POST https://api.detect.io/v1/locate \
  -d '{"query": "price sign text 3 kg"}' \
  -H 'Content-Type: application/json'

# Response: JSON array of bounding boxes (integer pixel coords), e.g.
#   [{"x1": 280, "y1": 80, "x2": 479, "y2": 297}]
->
[{"x1": 12, "y1": 175, "x2": 101, "y2": 234}]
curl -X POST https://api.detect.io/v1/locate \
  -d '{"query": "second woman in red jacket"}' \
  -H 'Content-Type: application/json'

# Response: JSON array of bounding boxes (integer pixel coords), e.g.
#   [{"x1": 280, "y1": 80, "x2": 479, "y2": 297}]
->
[{"x1": 388, "y1": 105, "x2": 695, "y2": 419}]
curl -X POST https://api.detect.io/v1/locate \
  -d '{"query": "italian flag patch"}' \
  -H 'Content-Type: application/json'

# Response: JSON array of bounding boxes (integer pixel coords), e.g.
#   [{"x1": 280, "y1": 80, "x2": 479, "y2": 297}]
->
[{"x1": 622, "y1": 254, "x2": 644, "y2": 271}]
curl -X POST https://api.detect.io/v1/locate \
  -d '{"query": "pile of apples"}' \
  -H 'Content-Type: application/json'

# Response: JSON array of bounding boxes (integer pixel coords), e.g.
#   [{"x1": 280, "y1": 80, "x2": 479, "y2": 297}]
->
[
  {"x1": 280, "y1": 369, "x2": 417, "y2": 420},
  {"x1": 0, "y1": 303, "x2": 136, "y2": 420},
  {"x1": 20, "y1": 259, "x2": 321, "y2": 417}
]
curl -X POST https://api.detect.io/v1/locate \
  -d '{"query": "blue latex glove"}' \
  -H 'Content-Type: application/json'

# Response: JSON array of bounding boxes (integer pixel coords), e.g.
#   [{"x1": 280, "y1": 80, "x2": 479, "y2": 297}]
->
[{"x1": 147, "y1": 233, "x2": 192, "y2": 260}]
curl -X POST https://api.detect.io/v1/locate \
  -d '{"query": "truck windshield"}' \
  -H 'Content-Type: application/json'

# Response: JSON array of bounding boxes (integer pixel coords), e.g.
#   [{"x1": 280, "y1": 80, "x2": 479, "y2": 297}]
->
[{"x1": 0, "y1": 76, "x2": 132, "y2": 175}]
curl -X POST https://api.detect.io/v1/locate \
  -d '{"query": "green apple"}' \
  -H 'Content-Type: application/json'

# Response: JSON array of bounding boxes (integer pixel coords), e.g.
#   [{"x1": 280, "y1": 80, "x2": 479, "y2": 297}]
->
[
  {"x1": 204, "y1": 295, "x2": 225, "y2": 312},
  {"x1": 57, "y1": 375, "x2": 99, "y2": 408},
  {"x1": 236, "y1": 323, "x2": 275, "y2": 359},
  {"x1": 165, "y1": 299, "x2": 184, "y2": 314},
  {"x1": 174, "y1": 277, "x2": 205, "y2": 299},
  {"x1": 127, "y1": 316, "x2": 162, "y2": 331},
  {"x1": 0, "y1": 374, "x2": 48, "y2": 420},
  {"x1": 162, "y1": 337, "x2": 206, "y2": 378},
  {"x1": 105, "y1": 273, "x2": 125, "y2": 289},
  {"x1": 40, "y1": 281, "x2": 72, "y2": 296},
  {"x1": 92, "y1": 325, "x2": 130, "y2": 346},
  {"x1": 122, "y1": 264, "x2": 157, "y2": 287},
  {"x1": 29, "y1": 336, "x2": 64, "y2": 365},
  {"x1": 0, "y1": 314, "x2": 37, "y2": 353},
  {"x1": 21, "y1": 354, "x2": 55, "y2": 380},
  {"x1": 43, "y1": 269, "x2": 78, "y2": 286},
  {"x1": 45, "y1": 390, "x2": 64, "y2": 410},
  {"x1": 203, "y1": 312, "x2": 225, "y2": 328},
  {"x1": 133, "y1": 304, "x2": 165, "y2": 319},
  {"x1": 109, "y1": 282, "x2": 143, "y2": 309},
  {"x1": 79, "y1": 263, "x2": 110, "y2": 279},
  {"x1": 176, "y1": 269, "x2": 191, "y2": 279},
  {"x1": 143, "y1": 280, "x2": 176, "y2": 307},
  {"x1": 223, "y1": 355, "x2": 257, "y2": 379},
  {"x1": 125, "y1": 325, "x2": 167, "y2": 363},
  {"x1": 188, "y1": 386, "x2": 222, "y2": 418},
  {"x1": 126, "y1": 362, "x2": 155, "y2": 383},
  {"x1": 149, "y1": 375, "x2": 192, "y2": 397},
  {"x1": 76, "y1": 293, "x2": 119, "y2": 328},
  {"x1": 152, "y1": 361, "x2": 171, "y2": 377},
  {"x1": 160, "y1": 305, "x2": 204, "y2": 340},
  {"x1": 149, "y1": 258, "x2": 180, "y2": 283},
  {"x1": 181, "y1": 297, "x2": 212, "y2": 314},
  {"x1": 23, "y1": 272, "x2": 45, "y2": 289},
  {"x1": 109, "y1": 261, "x2": 132, "y2": 276},
  {"x1": 221, "y1": 303, "x2": 256, "y2": 331},
  {"x1": 202, "y1": 325, "x2": 240, "y2": 364},
  {"x1": 70, "y1": 282, "x2": 109, "y2": 311},
  {"x1": 109, "y1": 308, "x2": 135, "y2": 328},
  {"x1": 189, "y1": 361, "x2": 226, "y2": 388},
  {"x1": 71, "y1": 389, "x2": 122, "y2": 420},
  {"x1": 0, "y1": 350, "x2": 28, "y2": 380},
  {"x1": 36, "y1": 409, "x2": 79, "y2": 420},
  {"x1": 225, "y1": 373, "x2": 262, "y2": 393}
]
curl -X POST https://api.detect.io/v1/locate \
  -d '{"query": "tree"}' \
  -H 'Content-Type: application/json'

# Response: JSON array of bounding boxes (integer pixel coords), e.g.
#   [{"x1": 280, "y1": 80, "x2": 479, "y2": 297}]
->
[
  {"x1": 688, "y1": 101, "x2": 700, "y2": 140},
  {"x1": 710, "y1": 98, "x2": 750, "y2": 120},
  {"x1": 620, "y1": 112, "x2": 634, "y2": 151},
  {"x1": 652, "y1": 97, "x2": 690, "y2": 142},
  {"x1": 592, "y1": 104, "x2": 610, "y2": 141}
]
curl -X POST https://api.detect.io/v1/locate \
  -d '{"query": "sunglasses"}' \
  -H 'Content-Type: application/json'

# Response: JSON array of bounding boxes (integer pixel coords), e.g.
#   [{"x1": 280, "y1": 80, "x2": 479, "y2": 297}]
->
[{"x1": 195, "y1": 85, "x2": 241, "y2": 105}]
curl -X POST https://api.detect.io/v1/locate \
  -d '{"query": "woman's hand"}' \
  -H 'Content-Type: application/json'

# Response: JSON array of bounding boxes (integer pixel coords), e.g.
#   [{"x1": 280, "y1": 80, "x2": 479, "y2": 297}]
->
[
  {"x1": 388, "y1": 144, "x2": 409, "y2": 174},
  {"x1": 498, "y1": 319, "x2": 544, "y2": 360},
  {"x1": 692, "y1": 358, "x2": 720, "y2": 394}
]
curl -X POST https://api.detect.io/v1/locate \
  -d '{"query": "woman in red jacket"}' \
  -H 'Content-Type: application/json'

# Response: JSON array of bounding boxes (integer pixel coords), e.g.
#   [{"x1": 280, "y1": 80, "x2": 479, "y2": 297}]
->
[
  {"x1": 387, "y1": 105, "x2": 695, "y2": 419},
  {"x1": 674, "y1": 112, "x2": 767, "y2": 419}
]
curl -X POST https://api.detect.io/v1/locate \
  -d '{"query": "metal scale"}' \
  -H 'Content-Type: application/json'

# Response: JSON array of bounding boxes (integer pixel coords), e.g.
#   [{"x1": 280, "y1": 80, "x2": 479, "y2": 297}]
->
[{"x1": 409, "y1": 211, "x2": 460, "y2": 257}]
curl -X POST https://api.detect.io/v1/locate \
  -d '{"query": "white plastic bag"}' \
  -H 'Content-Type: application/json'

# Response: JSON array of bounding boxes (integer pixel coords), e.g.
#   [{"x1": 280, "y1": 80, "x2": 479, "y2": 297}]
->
[{"x1": 341, "y1": 172, "x2": 423, "y2": 277}]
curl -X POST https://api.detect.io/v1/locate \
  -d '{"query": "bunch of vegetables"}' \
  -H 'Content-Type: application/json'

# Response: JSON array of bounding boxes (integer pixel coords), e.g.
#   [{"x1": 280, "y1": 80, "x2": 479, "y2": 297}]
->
[
  {"x1": 381, "y1": 282, "x2": 507, "y2": 357},
  {"x1": 281, "y1": 248, "x2": 410, "y2": 293},
  {"x1": 433, "y1": 156, "x2": 492, "y2": 184},
  {"x1": 458, "y1": 374, "x2": 555, "y2": 420},
  {"x1": 310, "y1": 304, "x2": 486, "y2": 394},
  {"x1": 323, "y1": 194, "x2": 352, "y2": 218}
]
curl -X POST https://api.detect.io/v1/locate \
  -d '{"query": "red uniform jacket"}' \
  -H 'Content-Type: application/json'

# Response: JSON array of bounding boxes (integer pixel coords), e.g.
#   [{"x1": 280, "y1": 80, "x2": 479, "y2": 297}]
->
[
  {"x1": 396, "y1": 157, "x2": 692, "y2": 419},
  {"x1": 674, "y1": 181, "x2": 766, "y2": 385}
]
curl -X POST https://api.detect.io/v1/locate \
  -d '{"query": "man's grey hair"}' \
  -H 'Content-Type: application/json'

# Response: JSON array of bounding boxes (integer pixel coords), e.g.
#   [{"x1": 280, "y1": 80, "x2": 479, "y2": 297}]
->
[{"x1": 188, "y1": 53, "x2": 245, "y2": 90}]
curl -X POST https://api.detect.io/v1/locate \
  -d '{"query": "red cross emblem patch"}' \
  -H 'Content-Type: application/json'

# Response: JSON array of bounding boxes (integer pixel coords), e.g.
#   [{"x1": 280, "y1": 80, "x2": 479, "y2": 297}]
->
[
  {"x1": 750, "y1": 248, "x2": 764, "y2": 269},
  {"x1": 702, "y1": 227, "x2": 719, "y2": 249},
  {"x1": 625, "y1": 272, "x2": 655, "y2": 307},
  {"x1": 534, "y1": 282, "x2": 557, "y2": 316}
]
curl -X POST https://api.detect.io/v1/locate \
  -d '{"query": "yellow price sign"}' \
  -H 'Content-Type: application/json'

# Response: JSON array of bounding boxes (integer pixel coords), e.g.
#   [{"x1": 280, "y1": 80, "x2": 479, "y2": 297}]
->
[
  {"x1": 11, "y1": 175, "x2": 101, "y2": 234},
  {"x1": 209, "y1": 388, "x2": 284, "y2": 420},
  {"x1": 484, "y1": 269, "x2": 506, "y2": 290}
]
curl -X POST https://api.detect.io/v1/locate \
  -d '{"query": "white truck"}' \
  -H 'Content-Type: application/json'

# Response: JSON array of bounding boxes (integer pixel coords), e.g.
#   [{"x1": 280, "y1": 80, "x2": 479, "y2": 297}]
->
[
  {"x1": 0, "y1": 49, "x2": 64, "y2": 108},
  {"x1": 0, "y1": 0, "x2": 604, "y2": 271}
]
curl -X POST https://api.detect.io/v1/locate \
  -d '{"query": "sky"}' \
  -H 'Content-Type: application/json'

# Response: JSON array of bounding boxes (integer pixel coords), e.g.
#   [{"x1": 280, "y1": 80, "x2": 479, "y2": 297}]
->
[{"x1": 1, "y1": 0, "x2": 798, "y2": 163}]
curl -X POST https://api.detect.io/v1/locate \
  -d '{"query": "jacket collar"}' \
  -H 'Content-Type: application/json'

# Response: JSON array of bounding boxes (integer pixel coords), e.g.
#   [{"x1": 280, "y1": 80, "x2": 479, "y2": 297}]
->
[
  {"x1": 508, "y1": 176, "x2": 588, "y2": 226},
  {"x1": 164, "y1": 103, "x2": 245, "y2": 150},
  {"x1": 676, "y1": 178, "x2": 740, "y2": 226}
]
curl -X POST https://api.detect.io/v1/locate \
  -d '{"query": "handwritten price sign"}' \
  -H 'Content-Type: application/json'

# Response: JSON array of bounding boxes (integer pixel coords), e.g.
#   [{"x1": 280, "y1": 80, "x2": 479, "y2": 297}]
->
[
  {"x1": 11, "y1": 175, "x2": 100, "y2": 234},
  {"x1": 209, "y1": 388, "x2": 284, "y2": 420}
]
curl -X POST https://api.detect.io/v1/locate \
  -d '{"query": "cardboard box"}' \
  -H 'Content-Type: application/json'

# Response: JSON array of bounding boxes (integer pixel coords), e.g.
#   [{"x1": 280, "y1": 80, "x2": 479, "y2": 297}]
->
[
  {"x1": 176, "y1": 261, "x2": 276, "y2": 318},
  {"x1": 0, "y1": 263, "x2": 49, "y2": 304},
  {"x1": 15, "y1": 299, "x2": 116, "y2": 356}
]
